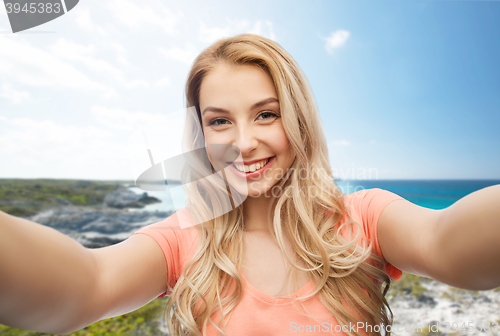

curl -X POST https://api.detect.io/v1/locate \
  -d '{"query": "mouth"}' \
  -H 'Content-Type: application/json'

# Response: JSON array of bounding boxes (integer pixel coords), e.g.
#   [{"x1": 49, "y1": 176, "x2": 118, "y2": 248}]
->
[{"x1": 230, "y1": 156, "x2": 274, "y2": 173}]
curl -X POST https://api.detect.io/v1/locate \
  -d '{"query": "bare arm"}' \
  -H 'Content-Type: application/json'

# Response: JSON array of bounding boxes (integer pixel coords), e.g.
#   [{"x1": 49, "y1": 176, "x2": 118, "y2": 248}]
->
[
  {"x1": 79, "y1": 233, "x2": 169, "y2": 330},
  {"x1": 0, "y1": 210, "x2": 99, "y2": 334},
  {"x1": 0, "y1": 211, "x2": 169, "y2": 334},
  {"x1": 430, "y1": 184, "x2": 500, "y2": 290},
  {"x1": 378, "y1": 184, "x2": 500, "y2": 290}
]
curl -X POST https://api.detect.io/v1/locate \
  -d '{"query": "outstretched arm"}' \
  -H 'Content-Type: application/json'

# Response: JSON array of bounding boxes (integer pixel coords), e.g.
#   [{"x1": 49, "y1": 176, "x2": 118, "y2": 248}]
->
[
  {"x1": 378, "y1": 184, "x2": 500, "y2": 290},
  {"x1": 0, "y1": 211, "x2": 168, "y2": 335},
  {"x1": 0, "y1": 211, "x2": 99, "y2": 334}
]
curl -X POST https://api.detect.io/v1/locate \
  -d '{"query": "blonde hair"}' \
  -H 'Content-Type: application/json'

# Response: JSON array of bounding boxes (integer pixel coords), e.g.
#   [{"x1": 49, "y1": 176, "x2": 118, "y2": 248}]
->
[{"x1": 164, "y1": 34, "x2": 393, "y2": 336}]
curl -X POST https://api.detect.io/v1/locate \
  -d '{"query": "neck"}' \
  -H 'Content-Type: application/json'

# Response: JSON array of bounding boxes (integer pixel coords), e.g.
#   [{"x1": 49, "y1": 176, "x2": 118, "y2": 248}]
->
[{"x1": 242, "y1": 193, "x2": 277, "y2": 233}]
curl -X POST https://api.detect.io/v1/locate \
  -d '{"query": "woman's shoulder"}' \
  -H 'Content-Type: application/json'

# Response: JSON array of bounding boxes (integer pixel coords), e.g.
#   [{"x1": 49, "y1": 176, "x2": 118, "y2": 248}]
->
[
  {"x1": 336, "y1": 187, "x2": 405, "y2": 238},
  {"x1": 131, "y1": 208, "x2": 199, "y2": 298},
  {"x1": 338, "y1": 188, "x2": 405, "y2": 280},
  {"x1": 342, "y1": 188, "x2": 403, "y2": 210}
]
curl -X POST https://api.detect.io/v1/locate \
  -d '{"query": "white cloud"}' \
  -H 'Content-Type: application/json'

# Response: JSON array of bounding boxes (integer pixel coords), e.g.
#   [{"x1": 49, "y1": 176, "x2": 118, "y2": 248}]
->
[
  {"x1": 0, "y1": 116, "x2": 131, "y2": 179},
  {"x1": 91, "y1": 105, "x2": 180, "y2": 131},
  {"x1": 91, "y1": 105, "x2": 188, "y2": 179},
  {"x1": 123, "y1": 79, "x2": 150, "y2": 88},
  {"x1": 109, "y1": 42, "x2": 132, "y2": 67},
  {"x1": 0, "y1": 36, "x2": 117, "y2": 98},
  {"x1": 0, "y1": 83, "x2": 31, "y2": 104},
  {"x1": 198, "y1": 21, "x2": 232, "y2": 44},
  {"x1": 73, "y1": 7, "x2": 110, "y2": 37},
  {"x1": 49, "y1": 38, "x2": 124, "y2": 79},
  {"x1": 0, "y1": 106, "x2": 189, "y2": 179},
  {"x1": 116, "y1": 53, "x2": 129, "y2": 67},
  {"x1": 110, "y1": 42, "x2": 126, "y2": 54},
  {"x1": 48, "y1": 38, "x2": 150, "y2": 89},
  {"x1": 159, "y1": 46, "x2": 199, "y2": 65},
  {"x1": 107, "y1": 0, "x2": 183, "y2": 35},
  {"x1": 92, "y1": 106, "x2": 151, "y2": 130},
  {"x1": 324, "y1": 30, "x2": 350, "y2": 54},
  {"x1": 247, "y1": 20, "x2": 276, "y2": 41},
  {"x1": 198, "y1": 19, "x2": 276, "y2": 44},
  {"x1": 155, "y1": 76, "x2": 171, "y2": 87},
  {"x1": 0, "y1": 117, "x2": 111, "y2": 156}
]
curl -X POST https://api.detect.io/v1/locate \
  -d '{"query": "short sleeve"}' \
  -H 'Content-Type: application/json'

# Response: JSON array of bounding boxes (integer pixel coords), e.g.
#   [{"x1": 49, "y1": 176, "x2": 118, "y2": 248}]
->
[
  {"x1": 345, "y1": 188, "x2": 405, "y2": 281},
  {"x1": 131, "y1": 209, "x2": 198, "y2": 298}
]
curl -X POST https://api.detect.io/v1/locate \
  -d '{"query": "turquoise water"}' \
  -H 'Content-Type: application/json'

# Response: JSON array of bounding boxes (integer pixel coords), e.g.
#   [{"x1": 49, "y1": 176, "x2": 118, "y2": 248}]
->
[
  {"x1": 129, "y1": 184, "x2": 186, "y2": 213},
  {"x1": 336, "y1": 179, "x2": 500, "y2": 210}
]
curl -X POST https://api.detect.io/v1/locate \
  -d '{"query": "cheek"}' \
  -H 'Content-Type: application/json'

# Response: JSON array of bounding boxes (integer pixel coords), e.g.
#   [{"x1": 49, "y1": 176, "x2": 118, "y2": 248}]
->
[{"x1": 268, "y1": 128, "x2": 291, "y2": 155}]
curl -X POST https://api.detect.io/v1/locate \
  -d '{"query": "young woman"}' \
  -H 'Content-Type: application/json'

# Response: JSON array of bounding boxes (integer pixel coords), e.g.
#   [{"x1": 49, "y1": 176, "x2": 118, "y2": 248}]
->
[{"x1": 0, "y1": 34, "x2": 499, "y2": 336}]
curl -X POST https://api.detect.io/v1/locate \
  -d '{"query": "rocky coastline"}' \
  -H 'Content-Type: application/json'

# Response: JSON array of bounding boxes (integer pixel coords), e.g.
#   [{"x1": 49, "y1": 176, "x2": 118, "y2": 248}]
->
[
  {"x1": 387, "y1": 275, "x2": 500, "y2": 336},
  {"x1": 26, "y1": 185, "x2": 172, "y2": 249}
]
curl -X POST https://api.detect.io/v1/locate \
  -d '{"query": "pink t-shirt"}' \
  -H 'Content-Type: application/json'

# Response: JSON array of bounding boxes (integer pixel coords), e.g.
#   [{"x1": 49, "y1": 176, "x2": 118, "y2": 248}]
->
[{"x1": 132, "y1": 188, "x2": 404, "y2": 335}]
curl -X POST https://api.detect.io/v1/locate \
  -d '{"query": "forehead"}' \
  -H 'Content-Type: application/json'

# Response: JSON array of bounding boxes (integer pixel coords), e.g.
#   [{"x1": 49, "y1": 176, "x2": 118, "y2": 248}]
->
[{"x1": 199, "y1": 64, "x2": 278, "y2": 109}]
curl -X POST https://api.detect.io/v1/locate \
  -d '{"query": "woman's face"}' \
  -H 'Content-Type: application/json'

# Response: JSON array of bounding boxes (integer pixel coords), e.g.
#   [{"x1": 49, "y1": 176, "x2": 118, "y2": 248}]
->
[{"x1": 199, "y1": 64, "x2": 296, "y2": 197}]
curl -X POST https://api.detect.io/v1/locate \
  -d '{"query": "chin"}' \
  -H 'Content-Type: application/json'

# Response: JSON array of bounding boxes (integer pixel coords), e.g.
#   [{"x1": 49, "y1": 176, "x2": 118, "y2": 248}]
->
[{"x1": 248, "y1": 180, "x2": 278, "y2": 198}]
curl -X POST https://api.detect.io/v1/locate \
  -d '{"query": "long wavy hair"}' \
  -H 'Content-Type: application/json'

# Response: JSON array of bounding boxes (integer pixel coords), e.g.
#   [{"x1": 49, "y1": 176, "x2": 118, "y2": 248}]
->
[{"x1": 163, "y1": 33, "x2": 393, "y2": 336}]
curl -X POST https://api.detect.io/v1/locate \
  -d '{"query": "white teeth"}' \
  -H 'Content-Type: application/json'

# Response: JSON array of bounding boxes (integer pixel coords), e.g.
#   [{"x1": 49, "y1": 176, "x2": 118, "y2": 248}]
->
[{"x1": 234, "y1": 157, "x2": 270, "y2": 173}]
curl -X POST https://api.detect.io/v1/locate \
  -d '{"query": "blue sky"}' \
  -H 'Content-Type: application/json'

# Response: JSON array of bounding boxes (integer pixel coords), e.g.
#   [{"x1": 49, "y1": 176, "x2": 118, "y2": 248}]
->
[{"x1": 0, "y1": 0, "x2": 499, "y2": 180}]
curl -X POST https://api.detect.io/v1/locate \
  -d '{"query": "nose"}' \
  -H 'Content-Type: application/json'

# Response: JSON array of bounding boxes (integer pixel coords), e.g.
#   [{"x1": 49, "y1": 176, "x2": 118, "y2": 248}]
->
[{"x1": 233, "y1": 125, "x2": 258, "y2": 158}]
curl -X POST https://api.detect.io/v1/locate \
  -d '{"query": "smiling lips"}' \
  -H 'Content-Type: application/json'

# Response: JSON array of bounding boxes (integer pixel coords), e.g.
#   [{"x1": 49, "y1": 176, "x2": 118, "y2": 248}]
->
[
  {"x1": 233, "y1": 157, "x2": 271, "y2": 173},
  {"x1": 227, "y1": 156, "x2": 276, "y2": 180}
]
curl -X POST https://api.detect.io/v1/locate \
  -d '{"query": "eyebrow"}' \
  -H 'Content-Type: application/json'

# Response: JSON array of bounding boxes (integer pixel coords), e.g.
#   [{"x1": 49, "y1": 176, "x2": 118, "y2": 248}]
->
[{"x1": 201, "y1": 97, "x2": 279, "y2": 116}]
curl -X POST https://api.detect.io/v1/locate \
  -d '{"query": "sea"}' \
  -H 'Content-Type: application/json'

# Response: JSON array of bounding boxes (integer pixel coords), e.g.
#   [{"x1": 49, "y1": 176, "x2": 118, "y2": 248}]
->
[
  {"x1": 335, "y1": 179, "x2": 500, "y2": 210},
  {"x1": 131, "y1": 179, "x2": 500, "y2": 212}
]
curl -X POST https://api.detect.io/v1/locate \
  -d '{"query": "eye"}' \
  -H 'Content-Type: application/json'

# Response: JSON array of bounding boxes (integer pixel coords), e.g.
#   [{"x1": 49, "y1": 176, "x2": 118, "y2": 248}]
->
[
  {"x1": 208, "y1": 118, "x2": 229, "y2": 126},
  {"x1": 257, "y1": 111, "x2": 279, "y2": 120}
]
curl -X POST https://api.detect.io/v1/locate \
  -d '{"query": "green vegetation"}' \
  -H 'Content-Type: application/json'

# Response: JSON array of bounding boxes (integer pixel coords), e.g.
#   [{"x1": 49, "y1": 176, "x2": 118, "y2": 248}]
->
[
  {"x1": 387, "y1": 272, "x2": 428, "y2": 298},
  {"x1": 0, "y1": 296, "x2": 168, "y2": 336},
  {"x1": 0, "y1": 179, "x2": 133, "y2": 217}
]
